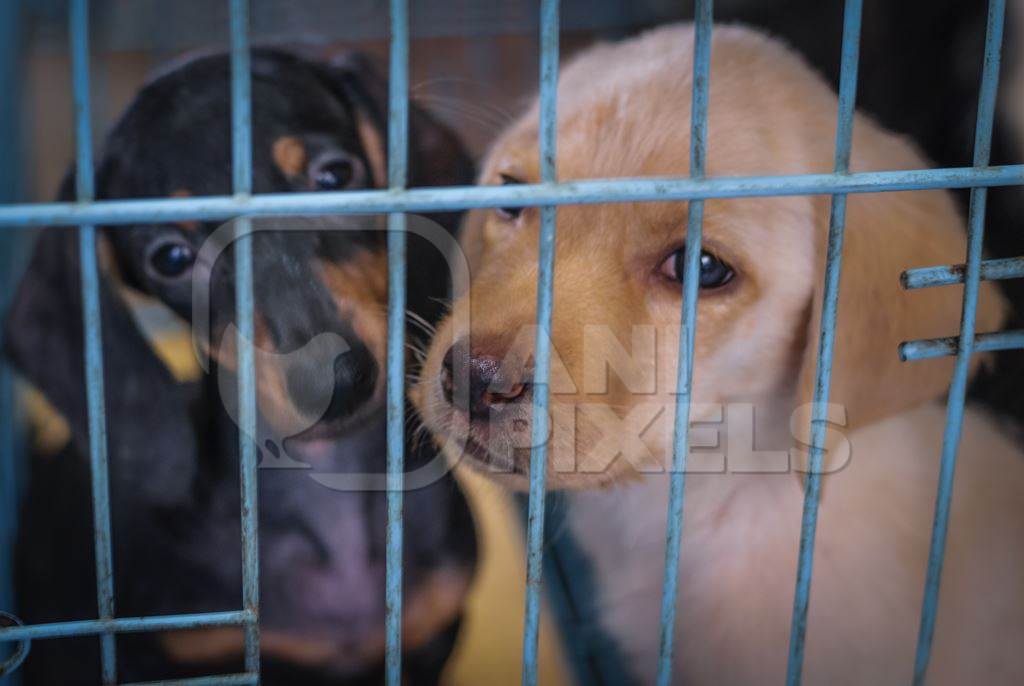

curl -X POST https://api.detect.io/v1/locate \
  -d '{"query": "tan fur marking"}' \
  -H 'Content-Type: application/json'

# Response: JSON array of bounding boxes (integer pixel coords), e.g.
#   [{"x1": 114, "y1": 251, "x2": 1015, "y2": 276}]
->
[
  {"x1": 319, "y1": 250, "x2": 389, "y2": 382},
  {"x1": 158, "y1": 568, "x2": 469, "y2": 667},
  {"x1": 272, "y1": 135, "x2": 307, "y2": 178},
  {"x1": 168, "y1": 190, "x2": 199, "y2": 231},
  {"x1": 355, "y1": 118, "x2": 387, "y2": 188}
]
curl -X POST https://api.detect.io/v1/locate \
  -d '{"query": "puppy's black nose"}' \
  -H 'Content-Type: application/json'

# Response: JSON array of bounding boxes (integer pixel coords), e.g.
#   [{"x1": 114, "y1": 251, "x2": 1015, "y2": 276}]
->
[
  {"x1": 287, "y1": 343, "x2": 378, "y2": 423},
  {"x1": 440, "y1": 341, "x2": 528, "y2": 421}
]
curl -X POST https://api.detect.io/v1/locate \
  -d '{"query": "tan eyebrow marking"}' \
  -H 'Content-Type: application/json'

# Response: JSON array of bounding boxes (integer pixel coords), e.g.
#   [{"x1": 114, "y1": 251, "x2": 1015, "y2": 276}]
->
[
  {"x1": 169, "y1": 189, "x2": 198, "y2": 231},
  {"x1": 272, "y1": 135, "x2": 307, "y2": 178}
]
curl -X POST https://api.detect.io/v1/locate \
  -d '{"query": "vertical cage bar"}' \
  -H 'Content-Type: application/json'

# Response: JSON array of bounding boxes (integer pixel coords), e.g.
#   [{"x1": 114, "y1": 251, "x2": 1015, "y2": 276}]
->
[
  {"x1": 912, "y1": 1, "x2": 1005, "y2": 683},
  {"x1": 228, "y1": 0, "x2": 260, "y2": 675},
  {"x1": 70, "y1": 1, "x2": 117, "y2": 682},
  {"x1": 521, "y1": 1, "x2": 559, "y2": 684},
  {"x1": 384, "y1": 1, "x2": 409, "y2": 684},
  {"x1": 0, "y1": 1, "x2": 21, "y2": 684},
  {"x1": 654, "y1": 3, "x2": 712, "y2": 685},
  {"x1": 785, "y1": 1, "x2": 862, "y2": 684}
]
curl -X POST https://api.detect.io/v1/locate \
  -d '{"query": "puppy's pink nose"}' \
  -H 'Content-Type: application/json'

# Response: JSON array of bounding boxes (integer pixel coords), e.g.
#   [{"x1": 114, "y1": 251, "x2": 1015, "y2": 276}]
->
[{"x1": 440, "y1": 341, "x2": 528, "y2": 421}]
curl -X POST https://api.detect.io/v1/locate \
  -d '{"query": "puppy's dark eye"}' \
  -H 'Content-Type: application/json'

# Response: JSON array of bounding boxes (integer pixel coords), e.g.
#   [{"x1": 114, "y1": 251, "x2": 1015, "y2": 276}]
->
[
  {"x1": 659, "y1": 248, "x2": 735, "y2": 289},
  {"x1": 495, "y1": 174, "x2": 524, "y2": 221},
  {"x1": 314, "y1": 159, "x2": 356, "y2": 190},
  {"x1": 148, "y1": 240, "x2": 196, "y2": 279}
]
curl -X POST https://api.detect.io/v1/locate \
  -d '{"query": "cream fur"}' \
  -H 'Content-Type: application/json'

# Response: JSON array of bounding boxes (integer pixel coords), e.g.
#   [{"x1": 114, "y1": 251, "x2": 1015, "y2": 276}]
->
[{"x1": 412, "y1": 23, "x2": 1024, "y2": 684}]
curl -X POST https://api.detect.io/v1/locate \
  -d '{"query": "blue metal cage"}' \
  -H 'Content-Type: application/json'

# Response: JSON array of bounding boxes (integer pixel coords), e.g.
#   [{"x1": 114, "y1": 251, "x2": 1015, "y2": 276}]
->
[{"x1": 0, "y1": 0, "x2": 1022, "y2": 684}]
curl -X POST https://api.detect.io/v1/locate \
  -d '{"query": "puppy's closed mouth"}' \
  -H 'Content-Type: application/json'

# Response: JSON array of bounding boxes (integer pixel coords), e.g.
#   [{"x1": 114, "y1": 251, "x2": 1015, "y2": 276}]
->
[{"x1": 436, "y1": 425, "x2": 528, "y2": 476}]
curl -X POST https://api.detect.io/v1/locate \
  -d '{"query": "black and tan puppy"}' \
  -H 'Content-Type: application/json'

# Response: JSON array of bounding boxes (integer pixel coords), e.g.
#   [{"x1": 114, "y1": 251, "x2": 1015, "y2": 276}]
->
[{"x1": 4, "y1": 50, "x2": 475, "y2": 685}]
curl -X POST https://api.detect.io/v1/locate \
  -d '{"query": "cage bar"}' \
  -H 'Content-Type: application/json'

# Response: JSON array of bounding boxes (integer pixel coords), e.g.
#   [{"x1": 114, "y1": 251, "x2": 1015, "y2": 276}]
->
[
  {"x1": 520, "y1": 1, "x2": 559, "y2": 684},
  {"x1": 228, "y1": 0, "x2": 261, "y2": 675},
  {"x1": 120, "y1": 673, "x2": 259, "y2": 686},
  {"x1": 0, "y1": 1, "x2": 22, "y2": 683},
  {"x1": 899, "y1": 329, "x2": 1024, "y2": 361},
  {"x1": 0, "y1": 611, "x2": 253, "y2": 643},
  {"x1": 0, "y1": 166, "x2": 1021, "y2": 229},
  {"x1": 902, "y1": 256, "x2": 1024, "y2": 289},
  {"x1": 384, "y1": 0, "x2": 410, "y2": 684},
  {"x1": 0, "y1": 2, "x2": 1020, "y2": 684},
  {"x1": 654, "y1": 2, "x2": 712, "y2": 685},
  {"x1": 69, "y1": 1, "x2": 119, "y2": 682},
  {"x1": 785, "y1": 1, "x2": 863, "y2": 684},
  {"x1": 912, "y1": 1, "x2": 1007, "y2": 683}
]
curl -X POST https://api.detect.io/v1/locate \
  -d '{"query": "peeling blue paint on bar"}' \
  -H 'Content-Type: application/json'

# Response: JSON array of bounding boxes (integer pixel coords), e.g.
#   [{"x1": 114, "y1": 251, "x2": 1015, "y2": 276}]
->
[
  {"x1": 912, "y1": 2, "x2": 1006, "y2": 683},
  {"x1": 521, "y1": 1, "x2": 559, "y2": 684},
  {"x1": 70, "y1": 1, "x2": 118, "y2": 682},
  {"x1": 228, "y1": 0, "x2": 261, "y2": 677},
  {"x1": 384, "y1": 1, "x2": 409, "y2": 684},
  {"x1": 785, "y1": 1, "x2": 862, "y2": 684},
  {"x1": 0, "y1": 166, "x2": 1021, "y2": 229},
  {"x1": 899, "y1": 329, "x2": 1024, "y2": 362},
  {"x1": 901, "y1": 256, "x2": 1024, "y2": 289},
  {"x1": 0, "y1": 610, "x2": 254, "y2": 643},
  {"x1": 654, "y1": 3, "x2": 712, "y2": 685}
]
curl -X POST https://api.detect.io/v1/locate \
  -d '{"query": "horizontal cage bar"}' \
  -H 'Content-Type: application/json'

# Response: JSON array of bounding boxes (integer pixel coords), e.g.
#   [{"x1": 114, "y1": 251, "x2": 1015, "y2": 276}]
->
[
  {"x1": 0, "y1": 610, "x2": 254, "y2": 643},
  {"x1": 0, "y1": 166, "x2": 1020, "y2": 229},
  {"x1": 899, "y1": 329, "x2": 1024, "y2": 361},
  {"x1": 120, "y1": 673, "x2": 259, "y2": 686},
  {"x1": 901, "y1": 256, "x2": 1024, "y2": 289}
]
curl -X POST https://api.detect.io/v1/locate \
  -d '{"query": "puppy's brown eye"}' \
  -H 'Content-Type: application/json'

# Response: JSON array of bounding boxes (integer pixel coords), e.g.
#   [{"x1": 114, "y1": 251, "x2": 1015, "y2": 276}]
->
[
  {"x1": 660, "y1": 248, "x2": 734, "y2": 289},
  {"x1": 495, "y1": 174, "x2": 524, "y2": 220}
]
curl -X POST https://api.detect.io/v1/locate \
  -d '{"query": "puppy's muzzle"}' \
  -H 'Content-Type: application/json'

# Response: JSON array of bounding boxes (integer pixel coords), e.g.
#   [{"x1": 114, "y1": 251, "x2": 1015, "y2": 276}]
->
[
  {"x1": 440, "y1": 339, "x2": 531, "y2": 421},
  {"x1": 287, "y1": 341, "x2": 379, "y2": 424}
]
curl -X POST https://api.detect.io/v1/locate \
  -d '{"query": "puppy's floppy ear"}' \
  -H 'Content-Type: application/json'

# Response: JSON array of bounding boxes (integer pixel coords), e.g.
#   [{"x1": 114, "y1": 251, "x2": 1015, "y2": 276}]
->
[
  {"x1": 318, "y1": 52, "x2": 476, "y2": 190},
  {"x1": 794, "y1": 165, "x2": 1006, "y2": 472},
  {"x1": 4, "y1": 177, "x2": 198, "y2": 506}
]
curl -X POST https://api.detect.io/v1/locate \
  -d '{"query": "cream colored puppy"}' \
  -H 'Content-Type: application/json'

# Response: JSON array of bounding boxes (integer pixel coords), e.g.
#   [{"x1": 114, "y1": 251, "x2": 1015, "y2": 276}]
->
[{"x1": 413, "y1": 23, "x2": 1024, "y2": 685}]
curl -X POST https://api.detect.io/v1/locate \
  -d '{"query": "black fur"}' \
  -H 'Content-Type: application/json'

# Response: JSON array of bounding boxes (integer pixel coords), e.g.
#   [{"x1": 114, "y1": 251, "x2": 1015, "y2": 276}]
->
[{"x1": 4, "y1": 49, "x2": 476, "y2": 685}]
